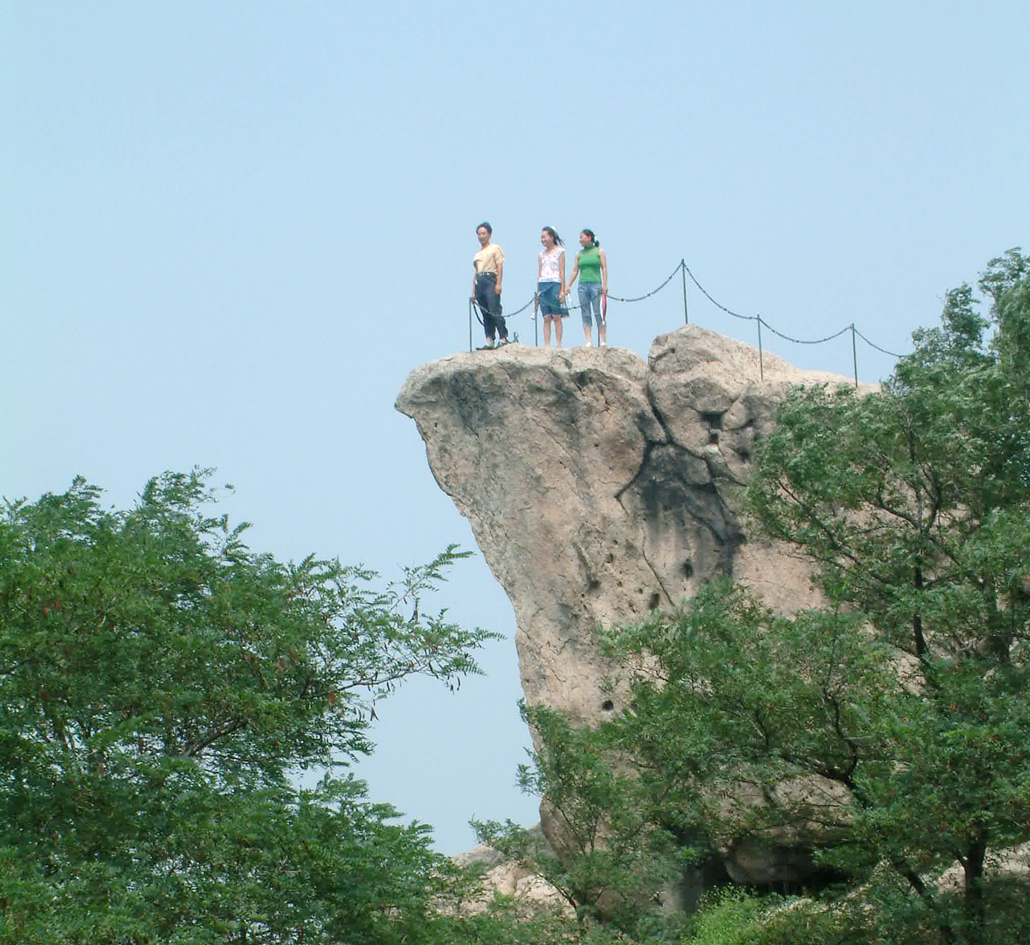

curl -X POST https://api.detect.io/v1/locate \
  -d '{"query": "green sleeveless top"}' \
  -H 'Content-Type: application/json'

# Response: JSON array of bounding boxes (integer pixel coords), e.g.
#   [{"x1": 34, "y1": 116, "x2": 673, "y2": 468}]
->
[{"x1": 578, "y1": 245, "x2": 602, "y2": 283}]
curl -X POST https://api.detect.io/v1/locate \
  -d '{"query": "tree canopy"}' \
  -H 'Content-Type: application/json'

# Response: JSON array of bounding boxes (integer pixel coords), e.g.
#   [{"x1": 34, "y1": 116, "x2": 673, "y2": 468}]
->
[
  {"x1": 606, "y1": 249, "x2": 1030, "y2": 942},
  {"x1": 0, "y1": 470, "x2": 498, "y2": 944}
]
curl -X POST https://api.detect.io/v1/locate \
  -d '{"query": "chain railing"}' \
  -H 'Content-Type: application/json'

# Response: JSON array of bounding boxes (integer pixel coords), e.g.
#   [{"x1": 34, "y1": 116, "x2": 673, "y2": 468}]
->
[{"x1": 470, "y1": 259, "x2": 907, "y2": 385}]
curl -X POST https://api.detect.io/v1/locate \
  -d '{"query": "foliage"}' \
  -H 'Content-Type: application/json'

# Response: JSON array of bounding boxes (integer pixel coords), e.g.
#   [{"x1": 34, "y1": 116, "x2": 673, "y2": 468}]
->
[
  {"x1": 604, "y1": 584, "x2": 885, "y2": 860},
  {"x1": 0, "y1": 470, "x2": 499, "y2": 944},
  {"x1": 594, "y1": 251, "x2": 1030, "y2": 943},
  {"x1": 672, "y1": 887, "x2": 870, "y2": 945},
  {"x1": 679, "y1": 889, "x2": 771, "y2": 945},
  {"x1": 443, "y1": 892, "x2": 630, "y2": 945},
  {"x1": 472, "y1": 701, "x2": 680, "y2": 933}
]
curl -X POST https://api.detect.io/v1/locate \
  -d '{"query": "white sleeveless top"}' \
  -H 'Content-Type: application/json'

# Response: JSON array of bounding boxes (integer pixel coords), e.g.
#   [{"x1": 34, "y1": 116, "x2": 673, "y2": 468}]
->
[{"x1": 538, "y1": 246, "x2": 564, "y2": 283}]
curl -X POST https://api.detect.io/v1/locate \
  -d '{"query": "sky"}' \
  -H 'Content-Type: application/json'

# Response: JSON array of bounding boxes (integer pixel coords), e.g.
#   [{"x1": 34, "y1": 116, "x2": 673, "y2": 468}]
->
[{"x1": 2, "y1": 1, "x2": 1028, "y2": 854}]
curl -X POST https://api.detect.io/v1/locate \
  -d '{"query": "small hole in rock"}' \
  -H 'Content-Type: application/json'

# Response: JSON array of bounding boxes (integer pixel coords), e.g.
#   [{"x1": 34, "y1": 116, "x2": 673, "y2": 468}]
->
[
  {"x1": 683, "y1": 560, "x2": 694, "y2": 578},
  {"x1": 602, "y1": 700, "x2": 614, "y2": 711},
  {"x1": 648, "y1": 592, "x2": 661, "y2": 610}
]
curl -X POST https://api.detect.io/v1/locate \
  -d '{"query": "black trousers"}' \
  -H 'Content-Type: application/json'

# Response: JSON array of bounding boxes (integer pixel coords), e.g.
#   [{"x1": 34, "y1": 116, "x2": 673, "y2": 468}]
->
[{"x1": 474, "y1": 273, "x2": 507, "y2": 340}]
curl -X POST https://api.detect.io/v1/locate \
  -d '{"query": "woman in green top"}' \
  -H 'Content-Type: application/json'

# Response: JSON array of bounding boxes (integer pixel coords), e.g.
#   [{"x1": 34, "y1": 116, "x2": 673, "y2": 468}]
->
[{"x1": 564, "y1": 229, "x2": 608, "y2": 347}]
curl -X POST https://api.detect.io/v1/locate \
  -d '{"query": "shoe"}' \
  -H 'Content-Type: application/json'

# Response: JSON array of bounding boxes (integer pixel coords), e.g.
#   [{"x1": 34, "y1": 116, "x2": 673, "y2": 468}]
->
[
  {"x1": 476, "y1": 339, "x2": 496, "y2": 350},
  {"x1": 584, "y1": 341, "x2": 593, "y2": 347},
  {"x1": 600, "y1": 341, "x2": 607, "y2": 347},
  {"x1": 497, "y1": 337, "x2": 511, "y2": 347}
]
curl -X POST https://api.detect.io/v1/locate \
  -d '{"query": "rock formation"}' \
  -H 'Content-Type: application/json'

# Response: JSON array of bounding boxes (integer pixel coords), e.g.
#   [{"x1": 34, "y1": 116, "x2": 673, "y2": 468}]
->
[
  {"x1": 398, "y1": 326, "x2": 860, "y2": 723},
  {"x1": 453, "y1": 834, "x2": 571, "y2": 916},
  {"x1": 398, "y1": 325, "x2": 869, "y2": 887}
]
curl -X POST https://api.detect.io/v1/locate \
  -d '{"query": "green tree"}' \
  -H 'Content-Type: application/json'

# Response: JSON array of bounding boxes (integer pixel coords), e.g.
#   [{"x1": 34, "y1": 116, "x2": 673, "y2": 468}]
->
[
  {"x1": 601, "y1": 251, "x2": 1030, "y2": 943},
  {"x1": 473, "y1": 701, "x2": 680, "y2": 935},
  {"x1": 443, "y1": 891, "x2": 633, "y2": 945},
  {"x1": 0, "y1": 470, "x2": 498, "y2": 944}
]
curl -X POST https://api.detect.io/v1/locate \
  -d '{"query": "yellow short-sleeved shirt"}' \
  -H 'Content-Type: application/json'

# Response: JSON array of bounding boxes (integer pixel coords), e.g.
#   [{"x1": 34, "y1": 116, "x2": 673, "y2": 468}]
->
[{"x1": 474, "y1": 243, "x2": 504, "y2": 274}]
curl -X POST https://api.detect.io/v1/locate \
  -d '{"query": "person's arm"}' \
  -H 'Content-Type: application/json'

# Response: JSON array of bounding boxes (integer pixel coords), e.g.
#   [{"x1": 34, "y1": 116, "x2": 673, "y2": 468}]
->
[
  {"x1": 599, "y1": 249, "x2": 608, "y2": 294},
  {"x1": 537, "y1": 253, "x2": 543, "y2": 283},
  {"x1": 471, "y1": 264, "x2": 477, "y2": 301},
  {"x1": 565, "y1": 253, "x2": 579, "y2": 292},
  {"x1": 559, "y1": 251, "x2": 567, "y2": 300},
  {"x1": 495, "y1": 259, "x2": 503, "y2": 294}
]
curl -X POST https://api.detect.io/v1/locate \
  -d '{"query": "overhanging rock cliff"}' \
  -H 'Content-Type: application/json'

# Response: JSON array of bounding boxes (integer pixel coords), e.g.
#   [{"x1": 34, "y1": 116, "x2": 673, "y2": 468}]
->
[{"x1": 396, "y1": 326, "x2": 860, "y2": 733}]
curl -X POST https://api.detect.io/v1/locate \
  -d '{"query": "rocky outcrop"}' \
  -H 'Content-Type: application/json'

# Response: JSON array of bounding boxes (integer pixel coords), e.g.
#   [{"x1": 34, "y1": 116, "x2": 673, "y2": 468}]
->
[
  {"x1": 397, "y1": 326, "x2": 860, "y2": 729},
  {"x1": 453, "y1": 835, "x2": 571, "y2": 915},
  {"x1": 398, "y1": 326, "x2": 871, "y2": 891}
]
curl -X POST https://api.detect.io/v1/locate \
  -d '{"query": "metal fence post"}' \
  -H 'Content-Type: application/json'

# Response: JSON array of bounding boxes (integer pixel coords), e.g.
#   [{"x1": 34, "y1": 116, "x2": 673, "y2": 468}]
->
[
  {"x1": 468, "y1": 300, "x2": 473, "y2": 352},
  {"x1": 681, "y1": 259, "x2": 689, "y2": 325},
  {"x1": 756, "y1": 316, "x2": 764, "y2": 381},
  {"x1": 851, "y1": 323, "x2": 858, "y2": 387}
]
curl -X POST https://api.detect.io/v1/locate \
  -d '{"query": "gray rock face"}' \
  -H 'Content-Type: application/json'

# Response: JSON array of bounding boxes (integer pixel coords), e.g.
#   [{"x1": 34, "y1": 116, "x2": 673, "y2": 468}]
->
[{"x1": 397, "y1": 327, "x2": 853, "y2": 731}]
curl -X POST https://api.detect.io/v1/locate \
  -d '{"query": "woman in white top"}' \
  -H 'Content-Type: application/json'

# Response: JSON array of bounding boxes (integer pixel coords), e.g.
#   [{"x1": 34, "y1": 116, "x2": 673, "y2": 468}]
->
[{"x1": 537, "y1": 227, "x2": 567, "y2": 348}]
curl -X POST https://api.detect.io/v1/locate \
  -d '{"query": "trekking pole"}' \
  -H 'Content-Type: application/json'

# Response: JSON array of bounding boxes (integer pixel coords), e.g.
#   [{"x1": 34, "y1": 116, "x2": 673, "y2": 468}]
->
[
  {"x1": 534, "y1": 292, "x2": 539, "y2": 347},
  {"x1": 468, "y1": 299, "x2": 473, "y2": 352}
]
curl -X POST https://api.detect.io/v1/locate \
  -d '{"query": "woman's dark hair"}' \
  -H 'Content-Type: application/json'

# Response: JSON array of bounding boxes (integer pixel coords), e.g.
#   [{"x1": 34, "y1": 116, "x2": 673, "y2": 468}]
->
[
  {"x1": 477, "y1": 221, "x2": 492, "y2": 235},
  {"x1": 542, "y1": 226, "x2": 563, "y2": 246},
  {"x1": 581, "y1": 228, "x2": 599, "y2": 247}
]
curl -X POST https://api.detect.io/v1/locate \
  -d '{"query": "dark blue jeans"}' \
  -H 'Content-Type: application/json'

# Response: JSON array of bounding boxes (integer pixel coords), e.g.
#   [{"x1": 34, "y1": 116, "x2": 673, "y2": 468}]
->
[{"x1": 475, "y1": 273, "x2": 507, "y2": 341}]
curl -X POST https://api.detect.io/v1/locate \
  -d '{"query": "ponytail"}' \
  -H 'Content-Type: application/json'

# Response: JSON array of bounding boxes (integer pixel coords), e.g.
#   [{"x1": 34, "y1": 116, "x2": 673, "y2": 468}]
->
[{"x1": 581, "y1": 228, "x2": 599, "y2": 247}]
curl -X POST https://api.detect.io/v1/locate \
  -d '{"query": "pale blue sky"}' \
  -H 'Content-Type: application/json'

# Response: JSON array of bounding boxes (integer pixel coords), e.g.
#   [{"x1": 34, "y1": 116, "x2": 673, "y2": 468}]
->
[{"x1": 3, "y1": 1, "x2": 1028, "y2": 853}]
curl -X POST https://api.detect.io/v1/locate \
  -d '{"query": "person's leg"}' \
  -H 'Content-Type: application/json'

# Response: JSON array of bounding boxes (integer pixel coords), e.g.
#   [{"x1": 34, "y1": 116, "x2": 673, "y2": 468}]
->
[
  {"x1": 475, "y1": 279, "x2": 495, "y2": 344},
  {"x1": 490, "y1": 282, "x2": 508, "y2": 342},
  {"x1": 540, "y1": 285, "x2": 556, "y2": 346},
  {"x1": 589, "y1": 288, "x2": 602, "y2": 344},
  {"x1": 578, "y1": 285, "x2": 593, "y2": 345},
  {"x1": 545, "y1": 283, "x2": 565, "y2": 346}
]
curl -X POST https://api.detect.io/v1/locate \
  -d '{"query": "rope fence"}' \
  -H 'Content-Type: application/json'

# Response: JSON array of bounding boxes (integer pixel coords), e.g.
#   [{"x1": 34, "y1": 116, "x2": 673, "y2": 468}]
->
[{"x1": 469, "y1": 258, "x2": 907, "y2": 385}]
